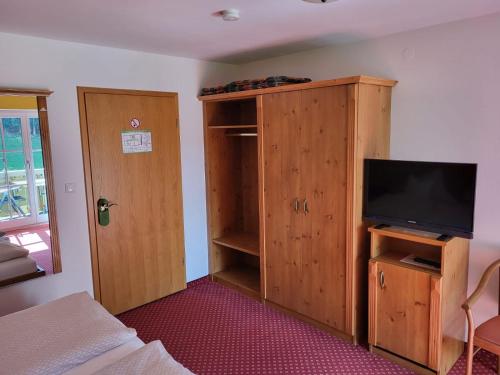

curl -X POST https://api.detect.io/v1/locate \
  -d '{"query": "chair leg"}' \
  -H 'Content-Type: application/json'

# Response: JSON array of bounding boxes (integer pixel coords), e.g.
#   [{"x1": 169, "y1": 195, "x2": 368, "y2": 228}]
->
[{"x1": 465, "y1": 340, "x2": 474, "y2": 375}]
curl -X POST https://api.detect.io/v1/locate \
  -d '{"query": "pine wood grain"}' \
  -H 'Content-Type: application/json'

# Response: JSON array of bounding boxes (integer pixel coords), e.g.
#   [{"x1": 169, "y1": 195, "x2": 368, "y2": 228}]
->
[
  {"x1": 439, "y1": 237, "x2": 469, "y2": 374},
  {"x1": 203, "y1": 95, "x2": 261, "y2": 296},
  {"x1": 78, "y1": 88, "x2": 186, "y2": 315},
  {"x1": 368, "y1": 227, "x2": 469, "y2": 374},
  {"x1": 37, "y1": 96, "x2": 62, "y2": 274},
  {"x1": 213, "y1": 232, "x2": 259, "y2": 257},
  {"x1": 428, "y1": 276, "x2": 443, "y2": 370},
  {"x1": 375, "y1": 261, "x2": 432, "y2": 366},
  {"x1": 368, "y1": 261, "x2": 378, "y2": 345},
  {"x1": 213, "y1": 265, "x2": 260, "y2": 297},
  {"x1": 205, "y1": 98, "x2": 257, "y2": 126},
  {"x1": 202, "y1": 76, "x2": 395, "y2": 343},
  {"x1": 299, "y1": 86, "x2": 348, "y2": 331},
  {"x1": 0, "y1": 87, "x2": 53, "y2": 96},
  {"x1": 257, "y1": 95, "x2": 266, "y2": 298},
  {"x1": 262, "y1": 90, "x2": 304, "y2": 313},
  {"x1": 199, "y1": 76, "x2": 397, "y2": 101},
  {"x1": 349, "y1": 83, "x2": 392, "y2": 340}
]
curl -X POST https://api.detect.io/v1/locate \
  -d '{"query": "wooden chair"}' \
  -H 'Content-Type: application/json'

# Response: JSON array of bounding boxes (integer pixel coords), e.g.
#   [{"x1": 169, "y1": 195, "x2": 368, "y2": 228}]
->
[{"x1": 462, "y1": 259, "x2": 500, "y2": 375}]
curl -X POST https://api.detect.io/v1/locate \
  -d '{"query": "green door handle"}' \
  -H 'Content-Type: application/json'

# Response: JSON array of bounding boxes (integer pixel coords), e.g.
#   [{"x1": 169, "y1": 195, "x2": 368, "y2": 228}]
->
[{"x1": 97, "y1": 198, "x2": 117, "y2": 226}]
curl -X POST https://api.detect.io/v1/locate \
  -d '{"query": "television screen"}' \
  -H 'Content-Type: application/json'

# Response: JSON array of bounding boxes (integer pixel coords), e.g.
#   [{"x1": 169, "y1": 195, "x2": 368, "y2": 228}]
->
[{"x1": 363, "y1": 159, "x2": 477, "y2": 238}]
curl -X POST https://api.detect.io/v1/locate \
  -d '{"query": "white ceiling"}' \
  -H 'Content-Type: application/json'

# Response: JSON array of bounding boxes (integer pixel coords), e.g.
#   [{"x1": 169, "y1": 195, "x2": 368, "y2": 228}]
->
[{"x1": 0, "y1": 0, "x2": 499, "y2": 64}]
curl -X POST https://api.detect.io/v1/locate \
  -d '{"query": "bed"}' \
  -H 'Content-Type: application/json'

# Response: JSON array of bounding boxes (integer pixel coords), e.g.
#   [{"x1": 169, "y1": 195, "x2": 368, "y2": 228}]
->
[
  {"x1": 0, "y1": 292, "x2": 193, "y2": 374},
  {"x1": 0, "y1": 238, "x2": 45, "y2": 287}
]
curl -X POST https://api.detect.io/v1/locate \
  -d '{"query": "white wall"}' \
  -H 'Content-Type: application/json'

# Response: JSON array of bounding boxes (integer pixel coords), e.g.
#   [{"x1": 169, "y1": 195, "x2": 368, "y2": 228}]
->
[
  {"x1": 0, "y1": 32, "x2": 238, "y2": 316},
  {"x1": 238, "y1": 13, "x2": 500, "y2": 325},
  {"x1": 1, "y1": 13, "x2": 499, "y2": 325}
]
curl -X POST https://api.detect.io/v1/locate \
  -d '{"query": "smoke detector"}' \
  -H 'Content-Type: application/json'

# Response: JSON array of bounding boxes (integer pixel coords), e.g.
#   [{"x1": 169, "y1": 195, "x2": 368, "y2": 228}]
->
[
  {"x1": 302, "y1": 0, "x2": 338, "y2": 3},
  {"x1": 221, "y1": 9, "x2": 240, "y2": 21}
]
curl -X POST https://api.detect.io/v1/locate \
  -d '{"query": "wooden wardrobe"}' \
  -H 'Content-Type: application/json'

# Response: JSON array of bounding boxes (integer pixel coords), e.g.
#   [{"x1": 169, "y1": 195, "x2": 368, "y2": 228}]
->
[{"x1": 201, "y1": 76, "x2": 397, "y2": 343}]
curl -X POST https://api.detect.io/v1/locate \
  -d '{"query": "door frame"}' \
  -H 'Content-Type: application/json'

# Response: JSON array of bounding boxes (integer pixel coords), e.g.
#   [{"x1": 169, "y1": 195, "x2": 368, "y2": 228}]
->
[{"x1": 77, "y1": 86, "x2": 180, "y2": 302}]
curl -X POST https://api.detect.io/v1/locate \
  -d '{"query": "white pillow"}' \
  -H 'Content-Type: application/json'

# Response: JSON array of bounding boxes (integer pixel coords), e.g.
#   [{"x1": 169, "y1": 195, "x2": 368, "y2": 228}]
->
[{"x1": 0, "y1": 241, "x2": 29, "y2": 262}]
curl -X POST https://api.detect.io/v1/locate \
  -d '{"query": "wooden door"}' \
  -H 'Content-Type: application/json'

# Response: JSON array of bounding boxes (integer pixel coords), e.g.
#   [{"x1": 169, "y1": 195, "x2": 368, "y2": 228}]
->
[
  {"x1": 299, "y1": 86, "x2": 348, "y2": 330},
  {"x1": 371, "y1": 261, "x2": 432, "y2": 366},
  {"x1": 263, "y1": 91, "x2": 305, "y2": 312},
  {"x1": 80, "y1": 89, "x2": 186, "y2": 315}
]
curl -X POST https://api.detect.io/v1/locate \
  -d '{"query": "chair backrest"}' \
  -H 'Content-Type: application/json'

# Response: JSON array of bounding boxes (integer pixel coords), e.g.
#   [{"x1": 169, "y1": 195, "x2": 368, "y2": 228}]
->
[{"x1": 463, "y1": 259, "x2": 500, "y2": 311}]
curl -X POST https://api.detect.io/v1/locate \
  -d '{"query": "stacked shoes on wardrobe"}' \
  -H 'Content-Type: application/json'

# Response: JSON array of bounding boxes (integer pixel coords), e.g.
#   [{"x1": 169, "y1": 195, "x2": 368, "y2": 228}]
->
[{"x1": 200, "y1": 76, "x2": 311, "y2": 96}]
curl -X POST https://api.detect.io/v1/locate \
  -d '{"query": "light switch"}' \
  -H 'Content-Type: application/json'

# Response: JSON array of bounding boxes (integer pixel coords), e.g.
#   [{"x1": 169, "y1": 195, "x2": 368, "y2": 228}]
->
[{"x1": 65, "y1": 183, "x2": 76, "y2": 193}]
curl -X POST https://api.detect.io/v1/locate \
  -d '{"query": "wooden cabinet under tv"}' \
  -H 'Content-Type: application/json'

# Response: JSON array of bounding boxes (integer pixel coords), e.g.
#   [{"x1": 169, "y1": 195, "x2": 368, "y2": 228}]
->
[{"x1": 368, "y1": 226, "x2": 469, "y2": 375}]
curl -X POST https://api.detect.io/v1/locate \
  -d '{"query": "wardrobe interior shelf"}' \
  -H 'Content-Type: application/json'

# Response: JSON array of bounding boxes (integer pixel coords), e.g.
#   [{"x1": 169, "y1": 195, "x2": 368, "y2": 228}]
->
[
  {"x1": 213, "y1": 232, "x2": 259, "y2": 257},
  {"x1": 372, "y1": 251, "x2": 441, "y2": 276},
  {"x1": 212, "y1": 265, "x2": 260, "y2": 296},
  {"x1": 225, "y1": 132, "x2": 257, "y2": 137},
  {"x1": 208, "y1": 124, "x2": 258, "y2": 129}
]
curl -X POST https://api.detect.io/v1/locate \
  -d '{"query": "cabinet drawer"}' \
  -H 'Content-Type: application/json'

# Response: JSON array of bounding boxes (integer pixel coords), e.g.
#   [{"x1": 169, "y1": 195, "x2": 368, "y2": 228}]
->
[{"x1": 369, "y1": 260, "x2": 442, "y2": 368}]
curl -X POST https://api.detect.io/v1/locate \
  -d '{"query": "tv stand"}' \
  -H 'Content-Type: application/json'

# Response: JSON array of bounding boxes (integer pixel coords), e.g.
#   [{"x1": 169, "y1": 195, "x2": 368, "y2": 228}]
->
[
  {"x1": 436, "y1": 234, "x2": 452, "y2": 241},
  {"x1": 368, "y1": 225, "x2": 470, "y2": 374}
]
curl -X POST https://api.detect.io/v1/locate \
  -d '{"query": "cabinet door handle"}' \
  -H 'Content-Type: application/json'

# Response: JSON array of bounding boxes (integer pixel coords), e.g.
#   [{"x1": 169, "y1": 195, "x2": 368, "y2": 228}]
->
[
  {"x1": 293, "y1": 198, "x2": 300, "y2": 213},
  {"x1": 303, "y1": 199, "x2": 309, "y2": 214},
  {"x1": 379, "y1": 271, "x2": 385, "y2": 289}
]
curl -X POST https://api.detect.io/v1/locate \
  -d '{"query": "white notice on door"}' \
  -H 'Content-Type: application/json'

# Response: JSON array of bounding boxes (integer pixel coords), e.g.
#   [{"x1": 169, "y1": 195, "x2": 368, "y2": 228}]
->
[{"x1": 121, "y1": 130, "x2": 152, "y2": 153}]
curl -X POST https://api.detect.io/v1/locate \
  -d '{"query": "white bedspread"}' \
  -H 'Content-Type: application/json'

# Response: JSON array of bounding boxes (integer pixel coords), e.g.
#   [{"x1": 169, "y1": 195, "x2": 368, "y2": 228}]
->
[
  {"x1": 92, "y1": 340, "x2": 193, "y2": 375},
  {"x1": 0, "y1": 292, "x2": 137, "y2": 375},
  {"x1": 63, "y1": 337, "x2": 144, "y2": 375}
]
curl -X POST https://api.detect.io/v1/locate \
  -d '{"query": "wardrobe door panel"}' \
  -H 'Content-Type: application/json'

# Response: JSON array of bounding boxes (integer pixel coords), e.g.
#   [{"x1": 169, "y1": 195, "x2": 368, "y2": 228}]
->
[
  {"x1": 300, "y1": 86, "x2": 348, "y2": 330},
  {"x1": 263, "y1": 91, "x2": 305, "y2": 312}
]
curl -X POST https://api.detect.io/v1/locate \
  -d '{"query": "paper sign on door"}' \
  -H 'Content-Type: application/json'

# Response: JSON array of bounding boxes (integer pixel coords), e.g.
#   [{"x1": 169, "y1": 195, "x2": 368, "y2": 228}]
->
[{"x1": 121, "y1": 130, "x2": 152, "y2": 154}]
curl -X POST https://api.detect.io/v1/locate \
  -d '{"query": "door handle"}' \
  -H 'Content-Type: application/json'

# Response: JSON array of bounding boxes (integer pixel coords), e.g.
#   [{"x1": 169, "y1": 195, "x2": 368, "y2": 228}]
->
[
  {"x1": 303, "y1": 199, "x2": 309, "y2": 214},
  {"x1": 293, "y1": 198, "x2": 300, "y2": 213},
  {"x1": 97, "y1": 198, "x2": 118, "y2": 226},
  {"x1": 379, "y1": 271, "x2": 385, "y2": 289}
]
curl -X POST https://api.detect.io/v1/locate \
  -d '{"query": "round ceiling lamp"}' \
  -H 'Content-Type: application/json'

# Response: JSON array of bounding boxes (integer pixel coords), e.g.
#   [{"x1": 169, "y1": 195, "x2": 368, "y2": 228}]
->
[
  {"x1": 302, "y1": 0, "x2": 338, "y2": 3},
  {"x1": 221, "y1": 9, "x2": 240, "y2": 21}
]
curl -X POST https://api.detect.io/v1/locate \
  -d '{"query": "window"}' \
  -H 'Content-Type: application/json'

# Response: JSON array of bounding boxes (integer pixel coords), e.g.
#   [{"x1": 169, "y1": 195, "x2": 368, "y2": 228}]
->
[{"x1": 0, "y1": 110, "x2": 47, "y2": 228}]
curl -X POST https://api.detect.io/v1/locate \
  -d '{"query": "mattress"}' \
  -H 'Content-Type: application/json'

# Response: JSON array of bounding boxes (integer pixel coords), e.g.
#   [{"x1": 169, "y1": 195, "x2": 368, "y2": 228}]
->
[
  {"x1": 1, "y1": 292, "x2": 189, "y2": 374},
  {"x1": 0, "y1": 292, "x2": 137, "y2": 375},
  {"x1": 63, "y1": 337, "x2": 145, "y2": 375},
  {"x1": 0, "y1": 255, "x2": 37, "y2": 281}
]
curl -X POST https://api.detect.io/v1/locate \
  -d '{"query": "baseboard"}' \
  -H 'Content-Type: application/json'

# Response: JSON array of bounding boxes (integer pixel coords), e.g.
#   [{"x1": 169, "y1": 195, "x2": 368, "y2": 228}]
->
[
  {"x1": 187, "y1": 276, "x2": 210, "y2": 288},
  {"x1": 264, "y1": 300, "x2": 355, "y2": 345},
  {"x1": 370, "y1": 345, "x2": 437, "y2": 375},
  {"x1": 211, "y1": 274, "x2": 261, "y2": 301}
]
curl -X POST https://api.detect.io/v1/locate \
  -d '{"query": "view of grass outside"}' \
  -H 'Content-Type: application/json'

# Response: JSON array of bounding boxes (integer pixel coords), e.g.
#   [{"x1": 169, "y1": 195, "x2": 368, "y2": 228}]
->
[{"x1": 0, "y1": 117, "x2": 47, "y2": 221}]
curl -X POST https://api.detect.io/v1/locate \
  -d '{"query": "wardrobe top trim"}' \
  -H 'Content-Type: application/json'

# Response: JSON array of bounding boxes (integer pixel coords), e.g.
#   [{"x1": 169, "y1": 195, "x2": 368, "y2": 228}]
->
[{"x1": 198, "y1": 75, "x2": 397, "y2": 102}]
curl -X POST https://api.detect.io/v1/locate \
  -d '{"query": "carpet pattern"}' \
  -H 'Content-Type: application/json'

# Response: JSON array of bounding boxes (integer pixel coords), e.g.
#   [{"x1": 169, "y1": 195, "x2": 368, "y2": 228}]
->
[{"x1": 118, "y1": 279, "x2": 497, "y2": 374}]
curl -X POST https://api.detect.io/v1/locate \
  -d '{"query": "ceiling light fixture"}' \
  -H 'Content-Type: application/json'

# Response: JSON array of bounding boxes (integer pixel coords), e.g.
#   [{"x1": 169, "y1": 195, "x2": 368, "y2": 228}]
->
[{"x1": 221, "y1": 9, "x2": 240, "y2": 21}]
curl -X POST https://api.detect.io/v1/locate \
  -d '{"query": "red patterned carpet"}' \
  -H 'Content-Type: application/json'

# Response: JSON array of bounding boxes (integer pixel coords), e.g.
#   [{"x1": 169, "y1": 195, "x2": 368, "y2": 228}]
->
[{"x1": 118, "y1": 278, "x2": 497, "y2": 375}]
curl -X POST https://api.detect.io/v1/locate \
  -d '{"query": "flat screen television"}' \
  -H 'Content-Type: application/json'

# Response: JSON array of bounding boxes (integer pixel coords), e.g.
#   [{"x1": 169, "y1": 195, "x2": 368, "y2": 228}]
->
[{"x1": 363, "y1": 159, "x2": 477, "y2": 238}]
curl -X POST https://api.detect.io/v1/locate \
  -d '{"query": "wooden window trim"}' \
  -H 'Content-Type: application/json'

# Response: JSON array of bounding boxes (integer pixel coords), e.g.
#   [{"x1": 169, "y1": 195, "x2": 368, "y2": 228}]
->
[
  {"x1": 0, "y1": 88, "x2": 53, "y2": 97},
  {"x1": 0, "y1": 88, "x2": 61, "y2": 274},
  {"x1": 37, "y1": 96, "x2": 61, "y2": 273}
]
